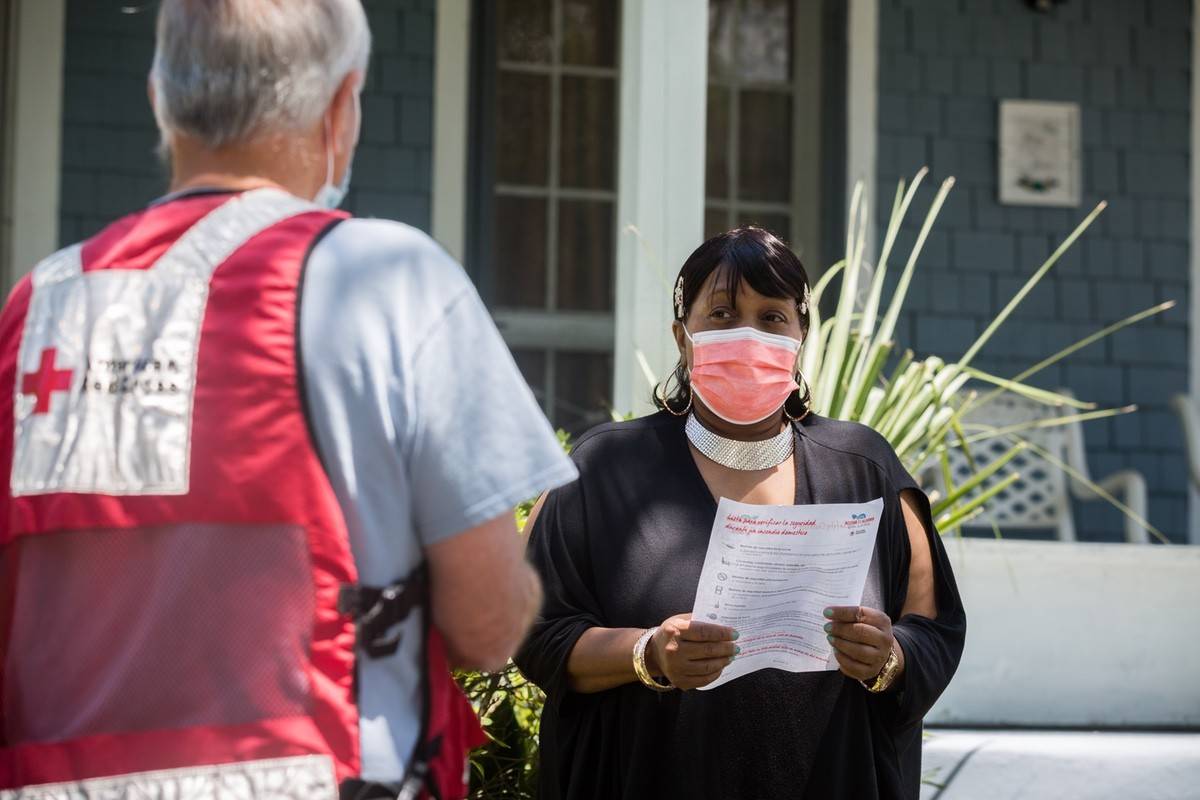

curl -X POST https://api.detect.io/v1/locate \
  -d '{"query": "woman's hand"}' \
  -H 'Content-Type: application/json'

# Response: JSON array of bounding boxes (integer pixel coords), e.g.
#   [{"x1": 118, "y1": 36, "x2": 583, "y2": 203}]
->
[
  {"x1": 648, "y1": 613, "x2": 739, "y2": 690},
  {"x1": 824, "y1": 605, "x2": 902, "y2": 682}
]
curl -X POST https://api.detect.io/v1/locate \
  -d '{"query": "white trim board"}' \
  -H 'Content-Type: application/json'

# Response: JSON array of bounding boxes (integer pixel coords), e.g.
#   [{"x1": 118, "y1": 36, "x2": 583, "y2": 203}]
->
[
  {"x1": 431, "y1": 0, "x2": 471, "y2": 263},
  {"x1": 1189, "y1": 0, "x2": 1200, "y2": 543},
  {"x1": 845, "y1": 0, "x2": 878, "y2": 269},
  {"x1": 4, "y1": 0, "x2": 65, "y2": 292},
  {"x1": 613, "y1": 0, "x2": 708, "y2": 417}
]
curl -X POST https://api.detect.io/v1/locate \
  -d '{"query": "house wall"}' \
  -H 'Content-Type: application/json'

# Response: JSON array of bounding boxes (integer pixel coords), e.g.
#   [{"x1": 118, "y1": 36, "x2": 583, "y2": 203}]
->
[
  {"x1": 56, "y1": 0, "x2": 437, "y2": 246},
  {"x1": 47, "y1": 0, "x2": 1196, "y2": 540},
  {"x1": 876, "y1": 0, "x2": 1192, "y2": 542}
]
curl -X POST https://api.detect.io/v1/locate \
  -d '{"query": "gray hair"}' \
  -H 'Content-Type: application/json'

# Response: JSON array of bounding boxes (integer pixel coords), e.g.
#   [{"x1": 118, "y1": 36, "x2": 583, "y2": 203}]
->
[{"x1": 151, "y1": 0, "x2": 371, "y2": 148}]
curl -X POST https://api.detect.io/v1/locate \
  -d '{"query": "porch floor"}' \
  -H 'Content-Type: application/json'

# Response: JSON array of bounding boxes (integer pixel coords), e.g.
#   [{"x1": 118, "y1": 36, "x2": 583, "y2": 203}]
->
[{"x1": 920, "y1": 728, "x2": 1200, "y2": 799}]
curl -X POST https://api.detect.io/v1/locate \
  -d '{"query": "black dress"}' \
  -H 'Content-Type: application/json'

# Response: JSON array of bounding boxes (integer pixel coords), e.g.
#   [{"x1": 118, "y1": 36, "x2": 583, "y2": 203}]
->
[{"x1": 513, "y1": 411, "x2": 966, "y2": 800}]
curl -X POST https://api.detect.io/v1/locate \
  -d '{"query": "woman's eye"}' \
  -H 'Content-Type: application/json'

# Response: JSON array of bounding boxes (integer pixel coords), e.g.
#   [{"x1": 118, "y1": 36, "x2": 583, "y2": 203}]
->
[
  {"x1": 709, "y1": 308, "x2": 733, "y2": 320},
  {"x1": 764, "y1": 313, "x2": 788, "y2": 324}
]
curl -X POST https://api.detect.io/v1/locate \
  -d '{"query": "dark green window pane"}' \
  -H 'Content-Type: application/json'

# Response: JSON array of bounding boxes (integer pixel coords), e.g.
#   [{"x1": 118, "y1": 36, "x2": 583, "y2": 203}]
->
[
  {"x1": 738, "y1": 90, "x2": 792, "y2": 203},
  {"x1": 512, "y1": 348, "x2": 548, "y2": 408},
  {"x1": 738, "y1": 0, "x2": 792, "y2": 84},
  {"x1": 496, "y1": 71, "x2": 550, "y2": 186},
  {"x1": 497, "y1": 0, "x2": 553, "y2": 63},
  {"x1": 555, "y1": 352, "x2": 614, "y2": 435},
  {"x1": 559, "y1": 76, "x2": 616, "y2": 190},
  {"x1": 557, "y1": 200, "x2": 614, "y2": 311},
  {"x1": 706, "y1": 207, "x2": 731, "y2": 240},
  {"x1": 736, "y1": 211, "x2": 791, "y2": 245},
  {"x1": 562, "y1": 0, "x2": 618, "y2": 67},
  {"x1": 706, "y1": 84, "x2": 730, "y2": 200},
  {"x1": 494, "y1": 196, "x2": 547, "y2": 308}
]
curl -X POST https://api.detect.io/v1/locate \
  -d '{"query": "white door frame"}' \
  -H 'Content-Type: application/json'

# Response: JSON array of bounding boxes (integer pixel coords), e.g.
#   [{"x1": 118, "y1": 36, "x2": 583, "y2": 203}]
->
[
  {"x1": 1189, "y1": 0, "x2": 1200, "y2": 543},
  {"x1": 846, "y1": 0, "x2": 879, "y2": 270},
  {"x1": 431, "y1": 0, "x2": 471, "y2": 263},
  {"x1": 612, "y1": 0, "x2": 709, "y2": 417},
  {"x1": 2, "y1": 0, "x2": 65, "y2": 293}
]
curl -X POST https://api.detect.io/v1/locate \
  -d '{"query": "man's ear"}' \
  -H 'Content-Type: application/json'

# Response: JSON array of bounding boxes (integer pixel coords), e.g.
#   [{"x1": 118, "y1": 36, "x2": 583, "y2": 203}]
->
[{"x1": 330, "y1": 70, "x2": 363, "y2": 156}]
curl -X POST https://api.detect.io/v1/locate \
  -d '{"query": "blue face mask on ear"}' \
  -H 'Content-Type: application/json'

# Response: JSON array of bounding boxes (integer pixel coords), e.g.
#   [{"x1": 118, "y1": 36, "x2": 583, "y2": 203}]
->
[
  {"x1": 314, "y1": 116, "x2": 352, "y2": 209},
  {"x1": 314, "y1": 163, "x2": 351, "y2": 210}
]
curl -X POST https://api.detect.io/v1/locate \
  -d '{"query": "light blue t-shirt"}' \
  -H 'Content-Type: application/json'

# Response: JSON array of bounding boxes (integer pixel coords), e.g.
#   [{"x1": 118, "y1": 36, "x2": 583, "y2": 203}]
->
[{"x1": 300, "y1": 218, "x2": 578, "y2": 781}]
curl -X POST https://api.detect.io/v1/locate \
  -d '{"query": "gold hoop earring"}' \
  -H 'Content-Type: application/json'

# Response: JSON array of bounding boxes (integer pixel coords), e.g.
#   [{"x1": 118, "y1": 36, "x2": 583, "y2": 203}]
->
[
  {"x1": 785, "y1": 369, "x2": 812, "y2": 422},
  {"x1": 659, "y1": 367, "x2": 693, "y2": 417}
]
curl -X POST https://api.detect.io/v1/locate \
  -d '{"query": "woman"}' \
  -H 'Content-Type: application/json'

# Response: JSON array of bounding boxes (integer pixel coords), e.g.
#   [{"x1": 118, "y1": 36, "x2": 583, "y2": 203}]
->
[{"x1": 514, "y1": 227, "x2": 966, "y2": 799}]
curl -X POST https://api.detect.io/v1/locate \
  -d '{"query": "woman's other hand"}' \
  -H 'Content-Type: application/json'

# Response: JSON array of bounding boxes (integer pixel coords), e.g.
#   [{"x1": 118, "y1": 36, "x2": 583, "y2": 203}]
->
[
  {"x1": 648, "y1": 613, "x2": 739, "y2": 690},
  {"x1": 824, "y1": 605, "x2": 903, "y2": 682}
]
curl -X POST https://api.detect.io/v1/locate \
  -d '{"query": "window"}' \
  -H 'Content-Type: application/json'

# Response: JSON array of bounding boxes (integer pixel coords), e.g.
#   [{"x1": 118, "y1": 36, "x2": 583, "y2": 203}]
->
[
  {"x1": 469, "y1": 0, "x2": 620, "y2": 435},
  {"x1": 705, "y1": 0, "x2": 832, "y2": 267}
]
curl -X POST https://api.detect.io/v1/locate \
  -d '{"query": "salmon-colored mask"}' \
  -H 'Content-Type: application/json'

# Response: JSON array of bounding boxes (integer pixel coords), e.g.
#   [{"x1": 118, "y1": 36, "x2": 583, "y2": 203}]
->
[{"x1": 686, "y1": 326, "x2": 802, "y2": 425}]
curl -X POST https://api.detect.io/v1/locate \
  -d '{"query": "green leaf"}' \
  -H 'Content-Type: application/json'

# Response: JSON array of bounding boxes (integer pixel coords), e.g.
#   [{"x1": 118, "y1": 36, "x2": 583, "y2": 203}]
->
[
  {"x1": 930, "y1": 441, "x2": 1027, "y2": 517},
  {"x1": 958, "y1": 202, "x2": 1107, "y2": 369},
  {"x1": 936, "y1": 472, "x2": 1023, "y2": 529}
]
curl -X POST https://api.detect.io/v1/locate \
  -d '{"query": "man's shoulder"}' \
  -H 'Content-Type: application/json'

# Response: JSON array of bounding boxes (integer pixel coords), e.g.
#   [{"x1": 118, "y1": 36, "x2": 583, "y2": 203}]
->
[
  {"x1": 325, "y1": 216, "x2": 439, "y2": 250},
  {"x1": 316, "y1": 217, "x2": 462, "y2": 278},
  {"x1": 305, "y1": 217, "x2": 473, "y2": 326}
]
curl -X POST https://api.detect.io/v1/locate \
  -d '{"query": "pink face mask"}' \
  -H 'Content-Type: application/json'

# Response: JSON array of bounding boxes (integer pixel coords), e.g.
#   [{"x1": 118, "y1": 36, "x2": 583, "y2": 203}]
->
[{"x1": 686, "y1": 326, "x2": 803, "y2": 426}]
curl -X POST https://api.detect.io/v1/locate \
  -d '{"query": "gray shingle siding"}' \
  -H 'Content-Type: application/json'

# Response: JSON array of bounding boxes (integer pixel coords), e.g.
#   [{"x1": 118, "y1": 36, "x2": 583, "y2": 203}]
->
[
  {"x1": 58, "y1": 0, "x2": 436, "y2": 245},
  {"x1": 877, "y1": 0, "x2": 1191, "y2": 542}
]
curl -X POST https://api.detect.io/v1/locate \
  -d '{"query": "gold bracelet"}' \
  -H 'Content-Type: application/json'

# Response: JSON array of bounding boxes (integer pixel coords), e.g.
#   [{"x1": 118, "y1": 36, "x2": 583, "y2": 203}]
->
[
  {"x1": 861, "y1": 640, "x2": 902, "y2": 693},
  {"x1": 632, "y1": 626, "x2": 675, "y2": 692}
]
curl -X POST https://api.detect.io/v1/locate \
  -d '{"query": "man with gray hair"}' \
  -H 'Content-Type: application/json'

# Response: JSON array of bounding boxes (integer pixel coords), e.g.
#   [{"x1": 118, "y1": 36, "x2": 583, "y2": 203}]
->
[{"x1": 0, "y1": 2, "x2": 576, "y2": 798}]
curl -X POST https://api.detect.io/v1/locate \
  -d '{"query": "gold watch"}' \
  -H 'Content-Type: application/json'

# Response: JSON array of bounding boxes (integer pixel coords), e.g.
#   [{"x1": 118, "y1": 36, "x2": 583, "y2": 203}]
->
[{"x1": 861, "y1": 642, "x2": 902, "y2": 693}]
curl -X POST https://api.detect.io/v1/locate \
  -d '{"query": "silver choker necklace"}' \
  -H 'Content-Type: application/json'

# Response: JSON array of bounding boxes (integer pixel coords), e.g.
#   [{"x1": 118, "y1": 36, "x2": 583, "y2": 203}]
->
[{"x1": 685, "y1": 413, "x2": 794, "y2": 471}]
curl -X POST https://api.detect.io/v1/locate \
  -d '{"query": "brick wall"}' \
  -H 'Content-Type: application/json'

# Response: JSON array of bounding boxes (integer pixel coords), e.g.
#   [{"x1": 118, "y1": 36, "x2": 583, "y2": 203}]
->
[
  {"x1": 58, "y1": 0, "x2": 435, "y2": 245},
  {"x1": 876, "y1": 0, "x2": 1192, "y2": 542}
]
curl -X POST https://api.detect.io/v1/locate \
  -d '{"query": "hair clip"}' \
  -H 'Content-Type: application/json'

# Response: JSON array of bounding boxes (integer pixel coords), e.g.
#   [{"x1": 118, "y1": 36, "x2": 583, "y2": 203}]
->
[
  {"x1": 799, "y1": 283, "x2": 811, "y2": 316},
  {"x1": 673, "y1": 275, "x2": 685, "y2": 319}
]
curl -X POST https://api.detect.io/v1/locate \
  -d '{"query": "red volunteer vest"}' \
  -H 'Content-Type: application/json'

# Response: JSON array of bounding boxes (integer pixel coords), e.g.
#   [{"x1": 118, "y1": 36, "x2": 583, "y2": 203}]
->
[{"x1": 0, "y1": 189, "x2": 485, "y2": 797}]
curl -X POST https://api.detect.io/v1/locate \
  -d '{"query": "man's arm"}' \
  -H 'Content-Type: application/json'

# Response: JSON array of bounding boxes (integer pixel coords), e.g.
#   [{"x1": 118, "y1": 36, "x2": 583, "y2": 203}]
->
[{"x1": 425, "y1": 511, "x2": 543, "y2": 672}]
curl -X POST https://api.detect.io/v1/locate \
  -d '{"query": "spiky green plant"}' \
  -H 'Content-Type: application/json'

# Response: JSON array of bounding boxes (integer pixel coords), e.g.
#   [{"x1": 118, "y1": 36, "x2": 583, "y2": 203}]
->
[
  {"x1": 806, "y1": 169, "x2": 1170, "y2": 542},
  {"x1": 458, "y1": 458, "x2": 569, "y2": 799}
]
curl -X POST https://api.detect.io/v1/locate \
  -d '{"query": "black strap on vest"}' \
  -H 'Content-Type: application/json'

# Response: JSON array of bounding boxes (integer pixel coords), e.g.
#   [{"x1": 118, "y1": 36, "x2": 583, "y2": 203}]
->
[
  {"x1": 337, "y1": 565, "x2": 428, "y2": 659},
  {"x1": 338, "y1": 565, "x2": 444, "y2": 799}
]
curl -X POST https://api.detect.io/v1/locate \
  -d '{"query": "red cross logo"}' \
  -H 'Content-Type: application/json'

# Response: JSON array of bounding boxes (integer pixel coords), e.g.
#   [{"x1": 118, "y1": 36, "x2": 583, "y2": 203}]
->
[{"x1": 21, "y1": 348, "x2": 74, "y2": 415}]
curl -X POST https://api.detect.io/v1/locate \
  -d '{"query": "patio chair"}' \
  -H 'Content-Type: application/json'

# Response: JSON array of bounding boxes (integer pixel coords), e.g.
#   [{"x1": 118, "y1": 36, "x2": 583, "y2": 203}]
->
[
  {"x1": 1169, "y1": 394, "x2": 1200, "y2": 493},
  {"x1": 926, "y1": 389, "x2": 1149, "y2": 543}
]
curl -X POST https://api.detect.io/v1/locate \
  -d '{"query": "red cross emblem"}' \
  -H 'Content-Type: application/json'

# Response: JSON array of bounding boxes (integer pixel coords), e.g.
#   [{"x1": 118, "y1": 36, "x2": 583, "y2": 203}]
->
[{"x1": 21, "y1": 348, "x2": 74, "y2": 415}]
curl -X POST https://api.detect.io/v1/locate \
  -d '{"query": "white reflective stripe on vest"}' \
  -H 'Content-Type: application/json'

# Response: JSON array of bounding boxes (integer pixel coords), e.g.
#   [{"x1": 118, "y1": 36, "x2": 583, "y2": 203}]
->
[{"x1": 0, "y1": 754, "x2": 338, "y2": 800}]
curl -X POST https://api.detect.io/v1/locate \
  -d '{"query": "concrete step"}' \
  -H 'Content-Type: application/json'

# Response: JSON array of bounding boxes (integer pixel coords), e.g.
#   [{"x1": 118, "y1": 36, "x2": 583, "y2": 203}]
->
[{"x1": 920, "y1": 728, "x2": 1200, "y2": 800}]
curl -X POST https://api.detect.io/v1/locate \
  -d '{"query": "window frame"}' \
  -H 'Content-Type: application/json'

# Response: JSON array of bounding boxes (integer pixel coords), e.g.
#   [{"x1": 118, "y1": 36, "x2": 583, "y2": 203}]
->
[
  {"x1": 466, "y1": 0, "x2": 621, "y2": 430},
  {"x1": 704, "y1": 0, "x2": 827, "y2": 266}
]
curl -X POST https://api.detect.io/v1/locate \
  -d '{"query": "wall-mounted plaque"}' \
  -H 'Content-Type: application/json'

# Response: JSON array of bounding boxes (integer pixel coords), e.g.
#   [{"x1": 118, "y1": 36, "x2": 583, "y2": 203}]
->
[{"x1": 998, "y1": 99, "x2": 1082, "y2": 207}]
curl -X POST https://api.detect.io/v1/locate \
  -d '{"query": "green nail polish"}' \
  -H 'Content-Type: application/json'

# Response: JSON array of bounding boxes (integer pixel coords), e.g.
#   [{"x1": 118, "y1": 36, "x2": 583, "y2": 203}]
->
[
  {"x1": 823, "y1": 622, "x2": 832, "y2": 633},
  {"x1": 732, "y1": 630, "x2": 740, "y2": 640},
  {"x1": 735, "y1": 645, "x2": 742, "y2": 655},
  {"x1": 823, "y1": 608, "x2": 833, "y2": 618},
  {"x1": 826, "y1": 634, "x2": 835, "y2": 643}
]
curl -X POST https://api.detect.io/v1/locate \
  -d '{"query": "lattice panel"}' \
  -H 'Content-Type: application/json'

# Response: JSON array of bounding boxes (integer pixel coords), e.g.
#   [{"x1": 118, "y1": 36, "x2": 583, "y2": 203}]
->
[{"x1": 946, "y1": 393, "x2": 1070, "y2": 529}]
